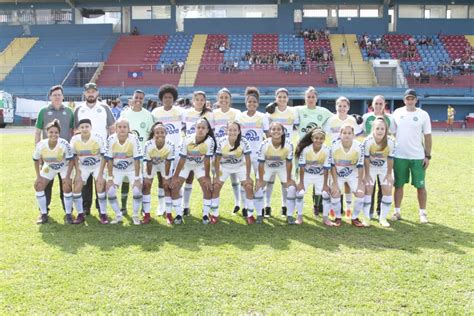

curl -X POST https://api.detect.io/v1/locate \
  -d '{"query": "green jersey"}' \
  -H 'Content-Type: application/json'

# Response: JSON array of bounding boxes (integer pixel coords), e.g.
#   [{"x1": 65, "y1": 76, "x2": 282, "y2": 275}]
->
[
  {"x1": 295, "y1": 105, "x2": 333, "y2": 140},
  {"x1": 119, "y1": 108, "x2": 154, "y2": 146},
  {"x1": 362, "y1": 113, "x2": 395, "y2": 135}
]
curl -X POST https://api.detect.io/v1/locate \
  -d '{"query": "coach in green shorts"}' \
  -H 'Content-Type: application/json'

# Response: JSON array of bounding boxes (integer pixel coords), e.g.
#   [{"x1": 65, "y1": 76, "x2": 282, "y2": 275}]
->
[
  {"x1": 295, "y1": 86, "x2": 333, "y2": 215},
  {"x1": 392, "y1": 89, "x2": 432, "y2": 224}
]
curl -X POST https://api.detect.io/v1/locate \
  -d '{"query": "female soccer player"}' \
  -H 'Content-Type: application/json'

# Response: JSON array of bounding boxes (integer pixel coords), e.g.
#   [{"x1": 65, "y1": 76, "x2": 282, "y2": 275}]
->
[
  {"x1": 361, "y1": 95, "x2": 395, "y2": 218},
  {"x1": 325, "y1": 96, "x2": 359, "y2": 216},
  {"x1": 213, "y1": 88, "x2": 243, "y2": 215},
  {"x1": 330, "y1": 124, "x2": 365, "y2": 227},
  {"x1": 151, "y1": 84, "x2": 183, "y2": 217},
  {"x1": 295, "y1": 86, "x2": 333, "y2": 217},
  {"x1": 33, "y1": 119, "x2": 74, "y2": 224},
  {"x1": 142, "y1": 122, "x2": 175, "y2": 225},
  {"x1": 363, "y1": 117, "x2": 396, "y2": 227},
  {"x1": 105, "y1": 118, "x2": 143, "y2": 225},
  {"x1": 70, "y1": 119, "x2": 108, "y2": 224},
  {"x1": 236, "y1": 87, "x2": 269, "y2": 217},
  {"x1": 212, "y1": 121, "x2": 255, "y2": 224},
  {"x1": 295, "y1": 128, "x2": 332, "y2": 226},
  {"x1": 255, "y1": 122, "x2": 296, "y2": 224},
  {"x1": 265, "y1": 88, "x2": 299, "y2": 218},
  {"x1": 181, "y1": 91, "x2": 215, "y2": 216},
  {"x1": 170, "y1": 118, "x2": 216, "y2": 225}
]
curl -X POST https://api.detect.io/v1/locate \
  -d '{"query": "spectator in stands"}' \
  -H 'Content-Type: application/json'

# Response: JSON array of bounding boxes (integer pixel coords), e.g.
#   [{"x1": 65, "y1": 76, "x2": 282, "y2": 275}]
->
[
  {"x1": 407, "y1": 44, "x2": 416, "y2": 58},
  {"x1": 233, "y1": 60, "x2": 239, "y2": 72},
  {"x1": 324, "y1": 27, "x2": 330, "y2": 40},
  {"x1": 35, "y1": 85, "x2": 74, "y2": 214},
  {"x1": 418, "y1": 36, "x2": 427, "y2": 46},
  {"x1": 74, "y1": 82, "x2": 115, "y2": 215},
  {"x1": 177, "y1": 59, "x2": 184, "y2": 73},
  {"x1": 420, "y1": 68, "x2": 430, "y2": 83},
  {"x1": 340, "y1": 43, "x2": 347, "y2": 58},
  {"x1": 219, "y1": 42, "x2": 226, "y2": 53},
  {"x1": 300, "y1": 58, "x2": 307, "y2": 75},
  {"x1": 413, "y1": 68, "x2": 421, "y2": 83},
  {"x1": 426, "y1": 37, "x2": 433, "y2": 46},
  {"x1": 131, "y1": 26, "x2": 139, "y2": 36},
  {"x1": 170, "y1": 60, "x2": 179, "y2": 73}
]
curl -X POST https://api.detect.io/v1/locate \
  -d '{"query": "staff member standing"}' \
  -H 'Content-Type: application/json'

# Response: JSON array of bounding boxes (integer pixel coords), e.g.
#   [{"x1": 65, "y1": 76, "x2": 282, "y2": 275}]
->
[
  {"x1": 35, "y1": 85, "x2": 74, "y2": 212},
  {"x1": 74, "y1": 82, "x2": 115, "y2": 215},
  {"x1": 392, "y1": 89, "x2": 432, "y2": 224}
]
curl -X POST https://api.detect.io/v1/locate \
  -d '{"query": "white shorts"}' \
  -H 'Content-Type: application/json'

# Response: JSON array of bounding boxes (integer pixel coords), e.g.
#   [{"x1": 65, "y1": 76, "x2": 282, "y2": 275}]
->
[
  {"x1": 219, "y1": 167, "x2": 246, "y2": 183},
  {"x1": 113, "y1": 172, "x2": 142, "y2": 186},
  {"x1": 303, "y1": 176, "x2": 324, "y2": 195},
  {"x1": 144, "y1": 164, "x2": 170, "y2": 180},
  {"x1": 179, "y1": 163, "x2": 206, "y2": 180},
  {"x1": 40, "y1": 164, "x2": 70, "y2": 181},
  {"x1": 263, "y1": 167, "x2": 287, "y2": 183},
  {"x1": 368, "y1": 168, "x2": 392, "y2": 186},
  {"x1": 79, "y1": 166, "x2": 104, "y2": 183},
  {"x1": 336, "y1": 175, "x2": 360, "y2": 194}
]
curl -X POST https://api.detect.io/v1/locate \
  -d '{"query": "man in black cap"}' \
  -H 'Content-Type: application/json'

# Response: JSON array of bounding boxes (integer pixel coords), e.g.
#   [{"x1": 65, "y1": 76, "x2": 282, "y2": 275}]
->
[
  {"x1": 74, "y1": 82, "x2": 115, "y2": 215},
  {"x1": 392, "y1": 89, "x2": 432, "y2": 223}
]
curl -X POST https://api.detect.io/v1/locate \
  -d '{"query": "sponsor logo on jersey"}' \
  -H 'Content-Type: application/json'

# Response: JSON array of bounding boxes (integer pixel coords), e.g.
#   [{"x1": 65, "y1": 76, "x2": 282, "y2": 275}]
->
[
  {"x1": 215, "y1": 129, "x2": 226, "y2": 138},
  {"x1": 114, "y1": 160, "x2": 132, "y2": 170},
  {"x1": 223, "y1": 158, "x2": 241, "y2": 164},
  {"x1": 370, "y1": 159, "x2": 385, "y2": 167},
  {"x1": 165, "y1": 123, "x2": 179, "y2": 135},
  {"x1": 187, "y1": 156, "x2": 203, "y2": 163},
  {"x1": 244, "y1": 130, "x2": 259, "y2": 141},
  {"x1": 268, "y1": 161, "x2": 284, "y2": 168},
  {"x1": 306, "y1": 166, "x2": 323, "y2": 175},
  {"x1": 302, "y1": 122, "x2": 320, "y2": 134},
  {"x1": 132, "y1": 130, "x2": 143, "y2": 142},
  {"x1": 337, "y1": 167, "x2": 352, "y2": 177},
  {"x1": 82, "y1": 157, "x2": 98, "y2": 167},
  {"x1": 49, "y1": 162, "x2": 65, "y2": 170},
  {"x1": 187, "y1": 126, "x2": 196, "y2": 135}
]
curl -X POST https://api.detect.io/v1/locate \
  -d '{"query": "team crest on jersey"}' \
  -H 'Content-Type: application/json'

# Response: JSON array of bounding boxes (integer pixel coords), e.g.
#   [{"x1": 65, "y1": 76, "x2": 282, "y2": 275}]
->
[
  {"x1": 317, "y1": 115, "x2": 323, "y2": 121},
  {"x1": 413, "y1": 117, "x2": 418, "y2": 121},
  {"x1": 47, "y1": 111, "x2": 53, "y2": 115},
  {"x1": 140, "y1": 122, "x2": 146, "y2": 128},
  {"x1": 97, "y1": 108, "x2": 102, "y2": 113}
]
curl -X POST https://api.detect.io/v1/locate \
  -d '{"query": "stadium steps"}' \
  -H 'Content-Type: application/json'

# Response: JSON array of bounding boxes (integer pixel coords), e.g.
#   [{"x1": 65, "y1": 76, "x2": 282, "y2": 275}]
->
[
  {"x1": 330, "y1": 34, "x2": 376, "y2": 87},
  {"x1": 0, "y1": 37, "x2": 38, "y2": 81},
  {"x1": 465, "y1": 35, "x2": 474, "y2": 47},
  {"x1": 179, "y1": 34, "x2": 207, "y2": 87}
]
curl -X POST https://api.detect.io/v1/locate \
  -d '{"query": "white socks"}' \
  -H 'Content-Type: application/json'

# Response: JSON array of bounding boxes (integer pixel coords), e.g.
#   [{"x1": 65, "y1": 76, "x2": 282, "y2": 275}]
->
[
  {"x1": 64, "y1": 192, "x2": 73, "y2": 215},
  {"x1": 380, "y1": 195, "x2": 392, "y2": 221},
  {"x1": 36, "y1": 191, "x2": 47, "y2": 214},
  {"x1": 183, "y1": 183, "x2": 193, "y2": 208}
]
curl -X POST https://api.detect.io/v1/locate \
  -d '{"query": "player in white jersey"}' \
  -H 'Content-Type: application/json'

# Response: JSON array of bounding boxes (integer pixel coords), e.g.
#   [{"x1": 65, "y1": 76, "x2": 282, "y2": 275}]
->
[
  {"x1": 33, "y1": 119, "x2": 74, "y2": 224},
  {"x1": 295, "y1": 128, "x2": 332, "y2": 226},
  {"x1": 151, "y1": 84, "x2": 183, "y2": 217},
  {"x1": 69, "y1": 119, "x2": 108, "y2": 225},
  {"x1": 181, "y1": 91, "x2": 215, "y2": 216},
  {"x1": 212, "y1": 122, "x2": 255, "y2": 224},
  {"x1": 169, "y1": 118, "x2": 216, "y2": 225},
  {"x1": 104, "y1": 118, "x2": 143, "y2": 225},
  {"x1": 255, "y1": 122, "x2": 297, "y2": 225},
  {"x1": 236, "y1": 87, "x2": 270, "y2": 217},
  {"x1": 324, "y1": 96, "x2": 359, "y2": 216},
  {"x1": 363, "y1": 117, "x2": 396, "y2": 227},
  {"x1": 213, "y1": 88, "x2": 243, "y2": 216},
  {"x1": 142, "y1": 122, "x2": 175, "y2": 225},
  {"x1": 264, "y1": 88, "x2": 299, "y2": 218},
  {"x1": 330, "y1": 125, "x2": 365, "y2": 228}
]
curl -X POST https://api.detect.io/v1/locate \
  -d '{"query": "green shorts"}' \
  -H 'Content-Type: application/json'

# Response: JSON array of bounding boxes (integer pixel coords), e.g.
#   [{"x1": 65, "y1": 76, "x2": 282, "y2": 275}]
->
[{"x1": 394, "y1": 158, "x2": 426, "y2": 189}]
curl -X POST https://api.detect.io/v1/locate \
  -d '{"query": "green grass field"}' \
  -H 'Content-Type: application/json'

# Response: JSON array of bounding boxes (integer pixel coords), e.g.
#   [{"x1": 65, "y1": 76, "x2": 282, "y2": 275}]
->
[{"x1": 1, "y1": 132, "x2": 473, "y2": 314}]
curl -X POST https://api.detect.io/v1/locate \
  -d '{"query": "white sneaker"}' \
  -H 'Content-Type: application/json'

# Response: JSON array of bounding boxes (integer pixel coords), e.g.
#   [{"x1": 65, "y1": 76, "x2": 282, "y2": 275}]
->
[
  {"x1": 362, "y1": 219, "x2": 371, "y2": 227},
  {"x1": 379, "y1": 219, "x2": 391, "y2": 227},
  {"x1": 110, "y1": 215, "x2": 123, "y2": 224},
  {"x1": 419, "y1": 213, "x2": 428, "y2": 224},
  {"x1": 132, "y1": 215, "x2": 141, "y2": 225}
]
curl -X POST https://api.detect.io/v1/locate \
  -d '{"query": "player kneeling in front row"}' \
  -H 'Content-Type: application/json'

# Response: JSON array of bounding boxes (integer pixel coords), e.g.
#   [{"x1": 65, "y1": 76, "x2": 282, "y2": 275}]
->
[
  {"x1": 213, "y1": 121, "x2": 255, "y2": 224},
  {"x1": 295, "y1": 128, "x2": 332, "y2": 226},
  {"x1": 330, "y1": 125, "x2": 366, "y2": 227},
  {"x1": 169, "y1": 118, "x2": 216, "y2": 224},
  {"x1": 105, "y1": 118, "x2": 143, "y2": 225},
  {"x1": 33, "y1": 119, "x2": 74, "y2": 224},
  {"x1": 142, "y1": 122, "x2": 175, "y2": 225},
  {"x1": 255, "y1": 122, "x2": 297, "y2": 224},
  {"x1": 70, "y1": 119, "x2": 109, "y2": 224},
  {"x1": 362, "y1": 117, "x2": 395, "y2": 227}
]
